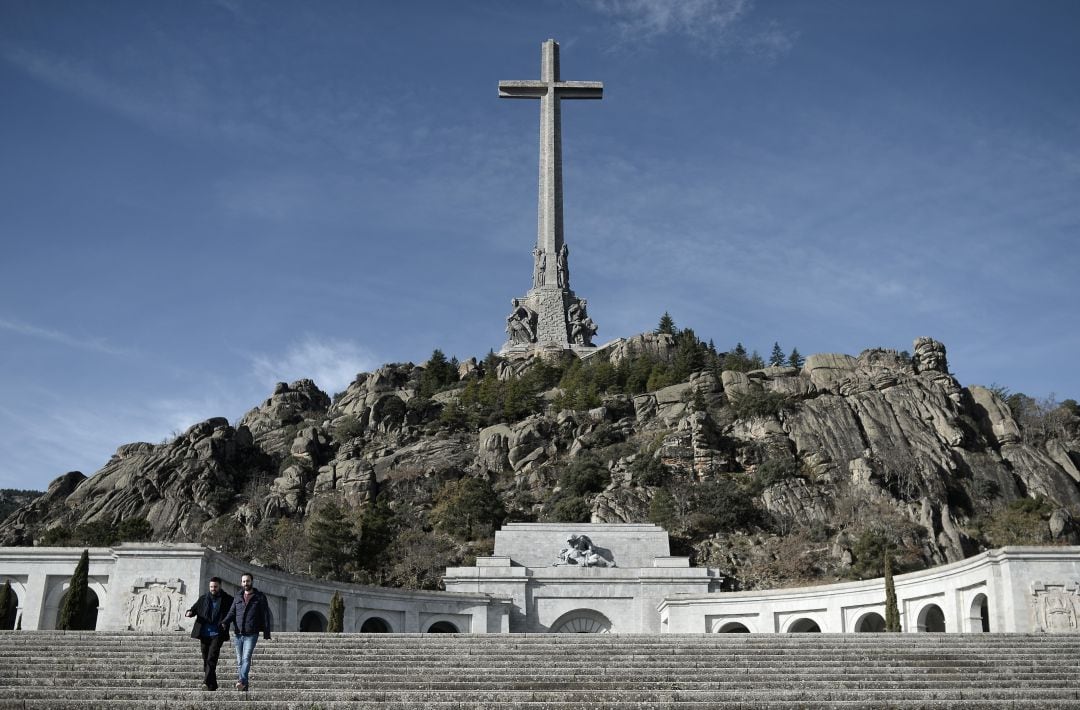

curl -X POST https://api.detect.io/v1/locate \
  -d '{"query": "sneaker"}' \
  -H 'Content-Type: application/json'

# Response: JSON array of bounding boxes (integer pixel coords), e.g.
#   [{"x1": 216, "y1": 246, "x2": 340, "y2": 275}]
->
[{"x1": 235, "y1": 681, "x2": 245, "y2": 691}]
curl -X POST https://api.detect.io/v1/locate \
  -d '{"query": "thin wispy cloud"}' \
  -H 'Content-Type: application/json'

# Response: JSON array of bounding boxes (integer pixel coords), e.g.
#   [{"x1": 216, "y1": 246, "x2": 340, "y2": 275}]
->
[
  {"x1": 584, "y1": 0, "x2": 795, "y2": 56},
  {"x1": 0, "y1": 317, "x2": 131, "y2": 356},
  {"x1": 0, "y1": 43, "x2": 281, "y2": 147},
  {"x1": 251, "y1": 337, "x2": 379, "y2": 396}
]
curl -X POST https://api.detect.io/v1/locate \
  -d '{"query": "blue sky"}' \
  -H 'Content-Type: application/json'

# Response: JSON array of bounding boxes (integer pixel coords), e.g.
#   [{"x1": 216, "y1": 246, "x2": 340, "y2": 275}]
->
[{"x1": 1, "y1": 0, "x2": 1078, "y2": 491}]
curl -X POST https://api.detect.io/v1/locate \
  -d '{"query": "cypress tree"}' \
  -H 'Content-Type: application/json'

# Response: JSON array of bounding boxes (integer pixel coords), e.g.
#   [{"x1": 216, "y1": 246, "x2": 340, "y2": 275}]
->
[
  {"x1": 58, "y1": 549, "x2": 90, "y2": 630},
  {"x1": 327, "y1": 591, "x2": 344, "y2": 633},
  {"x1": 884, "y1": 552, "x2": 901, "y2": 632},
  {"x1": 0, "y1": 581, "x2": 15, "y2": 630}
]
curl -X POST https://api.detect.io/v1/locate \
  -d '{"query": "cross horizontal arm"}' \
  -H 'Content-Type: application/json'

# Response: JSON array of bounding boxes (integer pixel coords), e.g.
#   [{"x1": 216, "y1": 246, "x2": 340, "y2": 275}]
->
[
  {"x1": 499, "y1": 80, "x2": 604, "y2": 100},
  {"x1": 555, "y1": 82, "x2": 603, "y2": 99},
  {"x1": 499, "y1": 81, "x2": 547, "y2": 98}
]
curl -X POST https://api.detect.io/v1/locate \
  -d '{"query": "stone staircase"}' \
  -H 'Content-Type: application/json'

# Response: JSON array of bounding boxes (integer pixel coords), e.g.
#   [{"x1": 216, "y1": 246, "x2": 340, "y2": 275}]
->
[{"x1": 1, "y1": 631, "x2": 1079, "y2": 709}]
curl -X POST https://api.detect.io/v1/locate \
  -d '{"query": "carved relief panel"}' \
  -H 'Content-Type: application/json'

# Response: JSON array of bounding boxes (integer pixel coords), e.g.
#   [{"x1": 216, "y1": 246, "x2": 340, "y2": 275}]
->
[
  {"x1": 125, "y1": 578, "x2": 186, "y2": 631},
  {"x1": 1030, "y1": 581, "x2": 1080, "y2": 632}
]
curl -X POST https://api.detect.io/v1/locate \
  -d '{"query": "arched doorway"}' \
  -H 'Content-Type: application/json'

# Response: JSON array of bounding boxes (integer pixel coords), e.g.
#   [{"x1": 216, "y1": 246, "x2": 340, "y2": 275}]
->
[
  {"x1": 299, "y1": 610, "x2": 327, "y2": 632},
  {"x1": 55, "y1": 588, "x2": 99, "y2": 630},
  {"x1": 550, "y1": 609, "x2": 612, "y2": 633},
  {"x1": 854, "y1": 612, "x2": 886, "y2": 632},
  {"x1": 968, "y1": 594, "x2": 990, "y2": 632},
  {"x1": 0, "y1": 586, "x2": 18, "y2": 630},
  {"x1": 716, "y1": 622, "x2": 750, "y2": 633},
  {"x1": 787, "y1": 618, "x2": 821, "y2": 633},
  {"x1": 918, "y1": 604, "x2": 946, "y2": 632},
  {"x1": 360, "y1": 617, "x2": 391, "y2": 633},
  {"x1": 426, "y1": 621, "x2": 459, "y2": 633}
]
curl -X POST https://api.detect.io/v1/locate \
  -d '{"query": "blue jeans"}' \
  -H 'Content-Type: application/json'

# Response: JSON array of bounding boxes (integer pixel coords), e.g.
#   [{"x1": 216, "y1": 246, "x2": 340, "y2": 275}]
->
[{"x1": 232, "y1": 633, "x2": 258, "y2": 687}]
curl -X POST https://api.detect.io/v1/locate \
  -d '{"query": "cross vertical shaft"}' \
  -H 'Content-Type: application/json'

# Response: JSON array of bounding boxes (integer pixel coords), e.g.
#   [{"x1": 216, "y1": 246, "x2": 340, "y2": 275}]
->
[
  {"x1": 500, "y1": 39, "x2": 602, "y2": 290},
  {"x1": 538, "y1": 39, "x2": 562, "y2": 275}
]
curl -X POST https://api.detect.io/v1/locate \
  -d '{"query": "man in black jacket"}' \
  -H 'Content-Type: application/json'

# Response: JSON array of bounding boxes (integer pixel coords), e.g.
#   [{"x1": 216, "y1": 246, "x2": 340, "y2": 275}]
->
[
  {"x1": 184, "y1": 577, "x2": 233, "y2": 691},
  {"x1": 220, "y1": 571, "x2": 273, "y2": 692}
]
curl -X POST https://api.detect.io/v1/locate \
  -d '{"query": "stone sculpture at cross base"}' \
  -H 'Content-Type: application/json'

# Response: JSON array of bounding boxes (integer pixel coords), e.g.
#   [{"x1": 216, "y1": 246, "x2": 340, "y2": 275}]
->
[{"x1": 499, "y1": 39, "x2": 601, "y2": 357}]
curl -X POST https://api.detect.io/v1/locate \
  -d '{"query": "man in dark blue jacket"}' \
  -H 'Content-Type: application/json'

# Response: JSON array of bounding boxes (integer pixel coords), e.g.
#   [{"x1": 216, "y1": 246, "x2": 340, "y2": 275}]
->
[
  {"x1": 185, "y1": 577, "x2": 233, "y2": 691},
  {"x1": 220, "y1": 572, "x2": 273, "y2": 691}
]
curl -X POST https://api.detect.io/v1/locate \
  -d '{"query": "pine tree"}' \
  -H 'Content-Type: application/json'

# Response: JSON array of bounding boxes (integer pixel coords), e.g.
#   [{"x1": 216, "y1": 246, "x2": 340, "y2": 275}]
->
[
  {"x1": 308, "y1": 501, "x2": 357, "y2": 582},
  {"x1": 722, "y1": 343, "x2": 752, "y2": 372},
  {"x1": 648, "y1": 489, "x2": 679, "y2": 531},
  {"x1": 58, "y1": 549, "x2": 90, "y2": 630},
  {"x1": 327, "y1": 591, "x2": 344, "y2": 633},
  {"x1": 431, "y1": 477, "x2": 506, "y2": 541},
  {"x1": 788, "y1": 347, "x2": 805, "y2": 369},
  {"x1": 655, "y1": 312, "x2": 676, "y2": 335},
  {"x1": 690, "y1": 386, "x2": 708, "y2": 413},
  {"x1": 769, "y1": 342, "x2": 785, "y2": 367},
  {"x1": 884, "y1": 553, "x2": 901, "y2": 632},
  {"x1": 419, "y1": 349, "x2": 458, "y2": 398},
  {"x1": 0, "y1": 580, "x2": 15, "y2": 630}
]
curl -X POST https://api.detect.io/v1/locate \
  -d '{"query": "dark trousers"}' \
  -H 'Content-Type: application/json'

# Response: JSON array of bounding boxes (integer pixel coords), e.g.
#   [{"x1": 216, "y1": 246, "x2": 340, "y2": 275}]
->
[{"x1": 199, "y1": 635, "x2": 225, "y2": 689}]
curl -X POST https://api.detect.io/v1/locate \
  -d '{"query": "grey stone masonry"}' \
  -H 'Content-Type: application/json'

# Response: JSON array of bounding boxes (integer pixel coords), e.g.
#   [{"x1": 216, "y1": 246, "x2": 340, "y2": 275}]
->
[
  {"x1": 4, "y1": 631, "x2": 1080, "y2": 708},
  {"x1": 500, "y1": 39, "x2": 600, "y2": 355}
]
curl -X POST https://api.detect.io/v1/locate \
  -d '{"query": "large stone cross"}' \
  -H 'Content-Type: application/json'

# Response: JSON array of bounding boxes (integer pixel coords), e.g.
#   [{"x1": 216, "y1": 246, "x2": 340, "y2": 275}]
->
[
  {"x1": 498, "y1": 39, "x2": 602, "y2": 354},
  {"x1": 499, "y1": 39, "x2": 602, "y2": 289}
]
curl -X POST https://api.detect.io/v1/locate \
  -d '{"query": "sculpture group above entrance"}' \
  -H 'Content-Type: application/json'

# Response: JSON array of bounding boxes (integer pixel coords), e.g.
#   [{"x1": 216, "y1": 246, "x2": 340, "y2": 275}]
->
[
  {"x1": 554, "y1": 534, "x2": 616, "y2": 568},
  {"x1": 499, "y1": 39, "x2": 600, "y2": 355}
]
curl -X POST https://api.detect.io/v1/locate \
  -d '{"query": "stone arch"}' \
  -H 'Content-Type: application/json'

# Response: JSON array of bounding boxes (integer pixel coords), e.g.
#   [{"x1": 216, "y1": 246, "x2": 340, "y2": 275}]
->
[
  {"x1": 43, "y1": 578, "x2": 107, "y2": 631},
  {"x1": 360, "y1": 616, "x2": 392, "y2": 633},
  {"x1": 0, "y1": 585, "x2": 18, "y2": 630},
  {"x1": 917, "y1": 603, "x2": 946, "y2": 632},
  {"x1": 550, "y1": 609, "x2": 612, "y2": 634},
  {"x1": 968, "y1": 593, "x2": 990, "y2": 632},
  {"x1": 786, "y1": 618, "x2": 822, "y2": 633},
  {"x1": 425, "y1": 620, "x2": 459, "y2": 633},
  {"x1": 299, "y1": 610, "x2": 327, "y2": 632},
  {"x1": 55, "y1": 587, "x2": 100, "y2": 630},
  {"x1": 854, "y1": 612, "x2": 886, "y2": 632},
  {"x1": 716, "y1": 621, "x2": 751, "y2": 633}
]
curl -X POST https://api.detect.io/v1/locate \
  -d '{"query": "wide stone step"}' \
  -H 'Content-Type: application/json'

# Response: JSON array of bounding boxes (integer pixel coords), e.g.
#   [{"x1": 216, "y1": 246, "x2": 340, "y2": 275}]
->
[
  {"x1": 3, "y1": 660, "x2": 1074, "y2": 673},
  {"x1": 6, "y1": 702, "x2": 1080, "y2": 710},
  {"x1": 2, "y1": 677, "x2": 1076, "y2": 691},
  {"x1": 7, "y1": 635, "x2": 1080, "y2": 644},
  {"x1": 2, "y1": 659, "x2": 1074, "y2": 674},
  {"x1": 4, "y1": 662, "x2": 1074, "y2": 675},
  {"x1": 4, "y1": 648, "x2": 1075, "y2": 657},
  {"x1": 5, "y1": 687, "x2": 1079, "y2": 702},
  {"x1": 4, "y1": 632, "x2": 1078, "y2": 709}
]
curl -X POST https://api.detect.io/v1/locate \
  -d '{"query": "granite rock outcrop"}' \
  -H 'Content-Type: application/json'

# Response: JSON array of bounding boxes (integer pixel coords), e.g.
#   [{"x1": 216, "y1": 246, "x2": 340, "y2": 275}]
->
[{"x1": 2, "y1": 336, "x2": 1078, "y2": 590}]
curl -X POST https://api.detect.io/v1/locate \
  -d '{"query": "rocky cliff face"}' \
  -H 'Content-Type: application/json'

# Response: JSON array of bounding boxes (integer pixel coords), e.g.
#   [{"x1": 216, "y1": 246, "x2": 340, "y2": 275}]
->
[{"x1": 3, "y1": 336, "x2": 1078, "y2": 589}]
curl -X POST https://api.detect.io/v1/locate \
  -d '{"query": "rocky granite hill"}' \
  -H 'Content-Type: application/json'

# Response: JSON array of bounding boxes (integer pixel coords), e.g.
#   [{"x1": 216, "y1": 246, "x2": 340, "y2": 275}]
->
[{"x1": 2, "y1": 334, "x2": 1078, "y2": 590}]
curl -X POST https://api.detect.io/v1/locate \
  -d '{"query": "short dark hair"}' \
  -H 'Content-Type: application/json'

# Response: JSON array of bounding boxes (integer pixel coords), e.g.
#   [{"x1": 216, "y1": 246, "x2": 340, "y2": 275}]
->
[
  {"x1": 240, "y1": 572, "x2": 254, "y2": 581},
  {"x1": 209, "y1": 577, "x2": 222, "y2": 585}
]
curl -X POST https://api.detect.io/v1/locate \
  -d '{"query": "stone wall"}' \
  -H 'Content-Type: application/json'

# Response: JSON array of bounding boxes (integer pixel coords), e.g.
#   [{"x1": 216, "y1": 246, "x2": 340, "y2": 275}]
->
[
  {"x1": 658, "y1": 546, "x2": 1080, "y2": 633},
  {"x1": 0, "y1": 543, "x2": 508, "y2": 633}
]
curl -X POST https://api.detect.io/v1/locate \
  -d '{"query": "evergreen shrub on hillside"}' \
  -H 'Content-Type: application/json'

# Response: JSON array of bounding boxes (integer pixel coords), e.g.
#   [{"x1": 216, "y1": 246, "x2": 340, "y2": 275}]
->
[
  {"x1": 430, "y1": 477, "x2": 506, "y2": 541},
  {"x1": 686, "y1": 481, "x2": 760, "y2": 536},
  {"x1": 729, "y1": 390, "x2": 792, "y2": 420}
]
